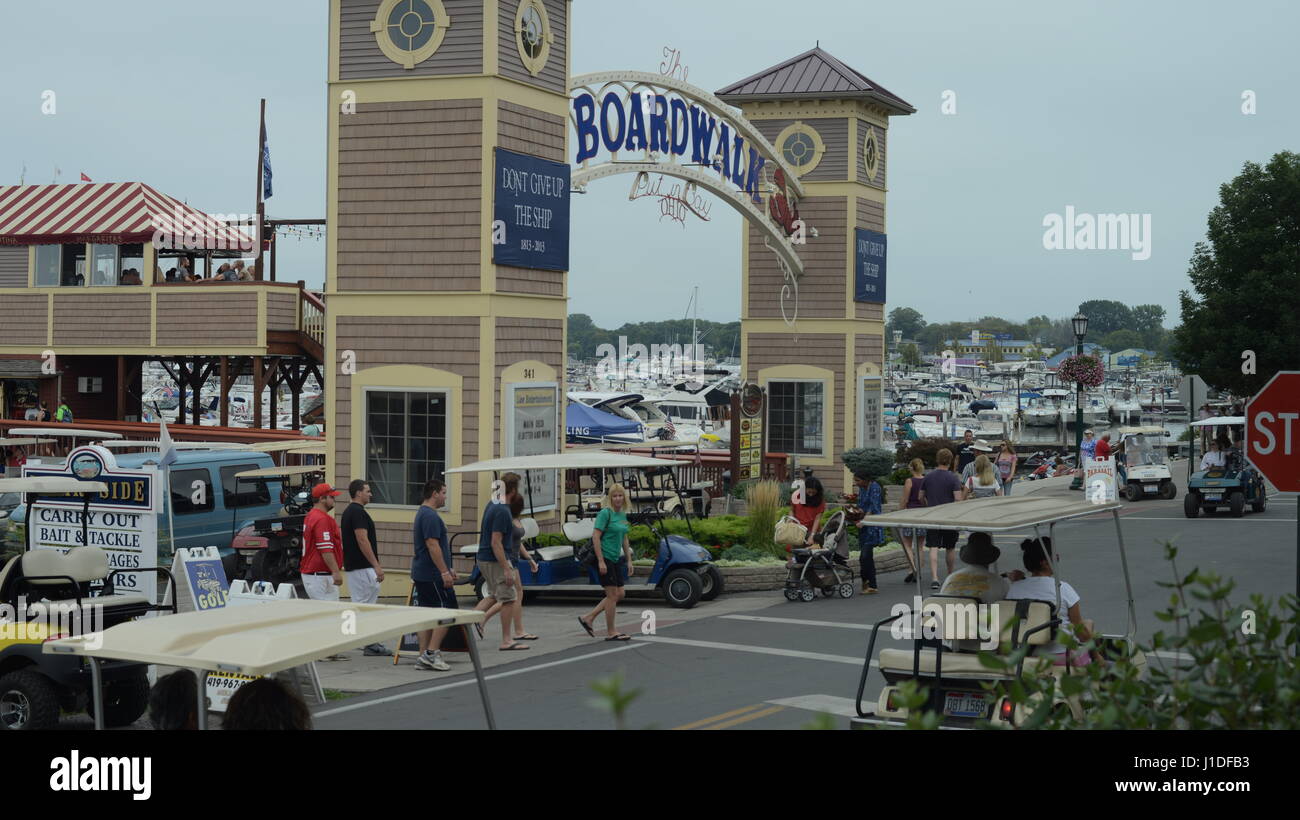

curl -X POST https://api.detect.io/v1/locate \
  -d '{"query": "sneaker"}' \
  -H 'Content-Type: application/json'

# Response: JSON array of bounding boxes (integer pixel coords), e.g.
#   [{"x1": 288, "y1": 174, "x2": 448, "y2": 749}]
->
[
  {"x1": 904, "y1": 572, "x2": 916, "y2": 584},
  {"x1": 861, "y1": 586, "x2": 879, "y2": 595},
  {"x1": 362, "y1": 643, "x2": 388, "y2": 656},
  {"x1": 930, "y1": 580, "x2": 940, "y2": 590},
  {"x1": 416, "y1": 651, "x2": 450, "y2": 672}
]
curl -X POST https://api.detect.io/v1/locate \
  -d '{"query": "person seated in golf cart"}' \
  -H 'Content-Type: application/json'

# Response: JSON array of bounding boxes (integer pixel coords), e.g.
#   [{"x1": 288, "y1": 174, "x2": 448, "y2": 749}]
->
[
  {"x1": 1199, "y1": 440, "x2": 1226, "y2": 472},
  {"x1": 939, "y1": 532, "x2": 1009, "y2": 651},
  {"x1": 1005, "y1": 538, "x2": 1103, "y2": 667}
]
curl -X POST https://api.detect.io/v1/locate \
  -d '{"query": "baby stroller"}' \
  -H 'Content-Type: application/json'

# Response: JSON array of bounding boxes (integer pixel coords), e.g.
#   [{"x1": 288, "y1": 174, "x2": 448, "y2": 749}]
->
[{"x1": 783, "y1": 509, "x2": 856, "y2": 601}]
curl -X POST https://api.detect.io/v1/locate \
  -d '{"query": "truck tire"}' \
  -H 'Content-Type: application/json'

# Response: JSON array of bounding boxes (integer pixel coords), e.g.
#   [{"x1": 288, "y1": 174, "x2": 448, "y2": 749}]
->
[
  {"x1": 1183, "y1": 492, "x2": 1199, "y2": 518},
  {"x1": 662, "y1": 568, "x2": 703, "y2": 609},
  {"x1": 87, "y1": 672, "x2": 150, "y2": 728},
  {"x1": 700, "y1": 565, "x2": 725, "y2": 601},
  {"x1": 1229, "y1": 491, "x2": 1245, "y2": 518},
  {"x1": 0, "y1": 670, "x2": 61, "y2": 731}
]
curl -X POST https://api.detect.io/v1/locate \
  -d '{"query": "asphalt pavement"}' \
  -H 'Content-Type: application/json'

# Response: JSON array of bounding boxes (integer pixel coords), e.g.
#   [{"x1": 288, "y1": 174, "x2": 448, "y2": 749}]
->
[{"x1": 313, "y1": 470, "x2": 1299, "y2": 730}]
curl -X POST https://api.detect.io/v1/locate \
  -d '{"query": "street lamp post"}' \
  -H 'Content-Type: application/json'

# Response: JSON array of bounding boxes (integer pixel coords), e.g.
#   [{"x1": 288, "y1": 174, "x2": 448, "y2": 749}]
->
[{"x1": 1069, "y1": 312, "x2": 1089, "y2": 489}]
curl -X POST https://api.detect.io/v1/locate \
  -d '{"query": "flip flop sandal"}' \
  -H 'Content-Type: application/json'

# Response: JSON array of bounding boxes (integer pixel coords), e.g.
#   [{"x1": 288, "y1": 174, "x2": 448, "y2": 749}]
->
[
  {"x1": 577, "y1": 616, "x2": 595, "y2": 637},
  {"x1": 513, "y1": 634, "x2": 540, "y2": 641},
  {"x1": 604, "y1": 634, "x2": 631, "y2": 641},
  {"x1": 499, "y1": 643, "x2": 531, "y2": 651},
  {"x1": 474, "y1": 622, "x2": 485, "y2": 639}
]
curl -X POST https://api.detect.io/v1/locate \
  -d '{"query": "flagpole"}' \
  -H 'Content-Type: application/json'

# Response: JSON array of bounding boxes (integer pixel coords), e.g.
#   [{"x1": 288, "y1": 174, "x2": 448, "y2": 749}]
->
[
  {"x1": 255, "y1": 98, "x2": 266, "y2": 282},
  {"x1": 155, "y1": 404, "x2": 178, "y2": 571}
]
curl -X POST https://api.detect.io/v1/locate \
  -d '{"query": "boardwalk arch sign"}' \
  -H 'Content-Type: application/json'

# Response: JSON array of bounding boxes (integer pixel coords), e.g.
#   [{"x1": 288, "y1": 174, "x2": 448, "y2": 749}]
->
[{"x1": 569, "y1": 71, "x2": 807, "y2": 322}]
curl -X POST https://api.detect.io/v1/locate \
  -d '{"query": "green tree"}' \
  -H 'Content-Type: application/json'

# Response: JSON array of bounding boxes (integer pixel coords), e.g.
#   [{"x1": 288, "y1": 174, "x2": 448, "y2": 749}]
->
[
  {"x1": 1100, "y1": 329, "x2": 1143, "y2": 352},
  {"x1": 1129, "y1": 304, "x2": 1166, "y2": 349},
  {"x1": 1076, "y1": 299, "x2": 1133, "y2": 339},
  {"x1": 1172, "y1": 151, "x2": 1300, "y2": 395},
  {"x1": 886, "y1": 306, "x2": 926, "y2": 341},
  {"x1": 900, "y1": 342, "x2": 923, "y2": 367}
]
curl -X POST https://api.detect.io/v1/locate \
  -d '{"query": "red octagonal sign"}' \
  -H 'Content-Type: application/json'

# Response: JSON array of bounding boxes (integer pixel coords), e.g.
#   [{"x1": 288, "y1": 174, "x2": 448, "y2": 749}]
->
[{"x1": 1245, "y1": 370, "x2": 1300, "y2": 490}]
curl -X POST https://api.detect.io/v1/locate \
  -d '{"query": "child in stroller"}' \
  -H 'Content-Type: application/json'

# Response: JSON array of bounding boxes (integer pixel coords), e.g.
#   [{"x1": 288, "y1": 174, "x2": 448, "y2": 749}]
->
[{"x1": 783, "y1": 509, "x2": 857, "y2": 601}]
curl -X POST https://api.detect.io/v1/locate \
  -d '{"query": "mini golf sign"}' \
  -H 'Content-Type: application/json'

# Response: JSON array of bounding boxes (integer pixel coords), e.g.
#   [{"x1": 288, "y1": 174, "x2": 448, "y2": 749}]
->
[
  {"x1": 1084, "y1": 457, "x2": 1117, "y2": 503},
  {"x1": 22, "y1": 445, "x2": 163, "y2": 602}
]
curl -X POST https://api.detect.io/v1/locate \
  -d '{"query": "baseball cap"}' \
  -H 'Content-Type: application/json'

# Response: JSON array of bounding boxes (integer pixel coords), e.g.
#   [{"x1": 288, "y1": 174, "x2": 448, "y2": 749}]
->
[{"x1": 311, "y1": 483, "x2": 342, "y2": 499}]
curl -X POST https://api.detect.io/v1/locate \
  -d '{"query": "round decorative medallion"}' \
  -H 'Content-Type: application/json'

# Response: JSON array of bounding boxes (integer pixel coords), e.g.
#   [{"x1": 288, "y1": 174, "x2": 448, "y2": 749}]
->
[
  {"x1": 774, "y1": 121, "x2": 825, "y2": 177},
  {"x1": 863, "y1": 126, "x2": 880, "y2": 182},
  {"x1": 370, "y1": 0, "x2": 451, "y2": 70},
  {"x1": 516, "y1": 0, "x2": 553, "y2": 76}
]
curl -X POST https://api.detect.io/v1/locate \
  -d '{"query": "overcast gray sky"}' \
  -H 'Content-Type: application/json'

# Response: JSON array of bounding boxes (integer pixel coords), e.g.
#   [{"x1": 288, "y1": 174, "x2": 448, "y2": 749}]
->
[{"x1": 5, "y1": 1, "x2": 1297, "y2": 329}]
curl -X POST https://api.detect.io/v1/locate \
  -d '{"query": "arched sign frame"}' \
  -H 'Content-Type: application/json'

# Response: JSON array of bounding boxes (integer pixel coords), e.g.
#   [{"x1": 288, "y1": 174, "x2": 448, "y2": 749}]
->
[{"x1": 569, "y1": 71, "x2": 808, "y2": 324}]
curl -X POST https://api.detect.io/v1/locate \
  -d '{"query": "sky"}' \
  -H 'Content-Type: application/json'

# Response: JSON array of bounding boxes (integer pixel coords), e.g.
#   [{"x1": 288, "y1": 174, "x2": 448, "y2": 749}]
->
[{"x1": 4, "y1": 0, "x2": 1297, "y2": 329}]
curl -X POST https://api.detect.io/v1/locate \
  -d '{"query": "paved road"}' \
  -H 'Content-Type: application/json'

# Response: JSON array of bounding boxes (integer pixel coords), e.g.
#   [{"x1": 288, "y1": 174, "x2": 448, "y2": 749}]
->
[{"x1": 316, "y1": 480, "x2": 1298, "y2": 730}]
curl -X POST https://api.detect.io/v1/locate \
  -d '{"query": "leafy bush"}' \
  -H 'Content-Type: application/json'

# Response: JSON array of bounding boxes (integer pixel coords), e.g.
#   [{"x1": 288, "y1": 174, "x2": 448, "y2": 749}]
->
[
  {"x1": 887, "y1": 543, "x2": 1300, "y2": 729},
  {"x1": 745, "y1": 480, "x2": 782, "y2": 559},
  {"x1": 887, "y1": 467, "x2": 912, "y2": 485},
  {"x1": 901, "y1": 437, "x2": 958, "y2": 469},
  {"x1": 843, "y1": 447, "x2": 896, "y2": 479},
  {"x1": 719, "y1": 544, "x2": 767, "y2": 562}
]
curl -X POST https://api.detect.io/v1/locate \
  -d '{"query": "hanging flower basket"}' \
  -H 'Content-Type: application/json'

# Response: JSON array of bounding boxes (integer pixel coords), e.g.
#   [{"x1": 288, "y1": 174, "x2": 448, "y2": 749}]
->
[{"x1": 1057, "y1": 354, "x2": 1105, "y2": 388}]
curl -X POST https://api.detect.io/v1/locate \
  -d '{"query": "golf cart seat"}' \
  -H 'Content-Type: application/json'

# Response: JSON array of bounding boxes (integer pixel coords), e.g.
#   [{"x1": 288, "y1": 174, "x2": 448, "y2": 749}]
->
[
  {"x1": 562, "y1": 519, "x2": 594, "y2": 543},
  {"x1": 534, "y1": 545, "x2": 574, "y2": 561},
  {"x1": 877, "y1": 598, "x2": 1056, "y2": 680},
  {"x1": 5, "y1": 547, "x2": 153, "y2": 620}
]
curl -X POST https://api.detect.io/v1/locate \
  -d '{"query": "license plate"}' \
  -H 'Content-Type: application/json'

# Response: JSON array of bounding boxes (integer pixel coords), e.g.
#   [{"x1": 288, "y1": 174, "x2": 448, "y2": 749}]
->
[
  {"x1": 943, "y1": 692, "x2": 988, "y2": 718},
  {"x1": 1204, "y1": 494, "x2": 1221, "y2": 501},
  {"x1": 1144, "y1": 486, "x2": 1158, "y2": 493}
]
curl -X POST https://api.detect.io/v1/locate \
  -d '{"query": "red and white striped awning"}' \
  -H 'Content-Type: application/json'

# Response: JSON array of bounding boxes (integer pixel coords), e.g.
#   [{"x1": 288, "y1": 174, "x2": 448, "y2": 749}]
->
[{"x1": 0, "y1": 182, "x2": 255, "y2": 251}]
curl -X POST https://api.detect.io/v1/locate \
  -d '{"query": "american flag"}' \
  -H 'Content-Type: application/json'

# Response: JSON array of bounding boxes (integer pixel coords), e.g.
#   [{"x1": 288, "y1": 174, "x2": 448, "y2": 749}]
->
[{"x1": 664, "y1": 421, "x2": 676, "y2": 439}]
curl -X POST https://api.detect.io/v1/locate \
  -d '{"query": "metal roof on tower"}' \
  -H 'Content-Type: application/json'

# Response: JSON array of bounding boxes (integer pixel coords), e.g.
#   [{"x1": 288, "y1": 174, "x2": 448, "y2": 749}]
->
[{"x1": 715, "y1": 47, "x2": 915, "y2": 114}]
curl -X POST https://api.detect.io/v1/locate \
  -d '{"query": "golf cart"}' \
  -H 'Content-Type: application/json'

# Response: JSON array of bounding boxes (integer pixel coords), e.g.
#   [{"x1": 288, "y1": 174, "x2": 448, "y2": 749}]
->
[
  {"x1": 1184, "y1": 416, "x2": 1266, "y2": 518},
  {"x1": 851, "y1": 496, "x2": 1146, "y2": 729},
  {"x1": 228, "y1": 464, "x2": 326, "y2": 593},
  {"x1": 446, "y1": 451, "x2": 723, "y2": 609},
  {"x1": 1115, "y1": 426, "x2": 1176, "y2": 501},
  {"x1": 0, "y1": 477, "x2": 176, "y2": 730}
]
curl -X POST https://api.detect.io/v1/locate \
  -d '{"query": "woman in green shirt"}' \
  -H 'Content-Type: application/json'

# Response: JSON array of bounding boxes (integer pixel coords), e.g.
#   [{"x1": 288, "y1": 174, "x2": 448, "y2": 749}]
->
[{"x1": 577, "y1": 483, "x2": 635, "y2": 641}]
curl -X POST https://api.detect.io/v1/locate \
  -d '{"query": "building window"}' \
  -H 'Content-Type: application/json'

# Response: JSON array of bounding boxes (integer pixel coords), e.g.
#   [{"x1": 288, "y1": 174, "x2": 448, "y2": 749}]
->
[
  {"x1": 35, "y1": 245, "x2": 60, "y2": 286},
  {"x1": 370, "y1": 0, "x2": 451, "y2": 70},
  {"x1": 767, "y1": 380, "x2": 825, "y2": 456},
  {"x1": 91, "y1": 244, "x2": 118, "y2": 287},
  {"x1": 59, "y1": 243, "x2": 86, "y2": 287},
  {"x1": 774, "y1": 122, "x2": 826, "y2": 177},
  {"x1": 365, "y1": 389, "x2": 448, "y2": 506},
  {"x1": 515, "y1": 0, "x2": 553, "y2": 76}
]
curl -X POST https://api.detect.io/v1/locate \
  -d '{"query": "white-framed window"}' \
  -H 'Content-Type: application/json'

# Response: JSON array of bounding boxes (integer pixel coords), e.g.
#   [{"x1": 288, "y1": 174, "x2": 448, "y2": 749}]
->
[
  {"x1": 34, "y1": 244, "x2": 61, "y2": 286},
  {"x1": 767, "y1": 379, "x2": 825, "y2": 456},
  {"x1": 364, "y1": 388, "x2": 450, "y2": 507}
]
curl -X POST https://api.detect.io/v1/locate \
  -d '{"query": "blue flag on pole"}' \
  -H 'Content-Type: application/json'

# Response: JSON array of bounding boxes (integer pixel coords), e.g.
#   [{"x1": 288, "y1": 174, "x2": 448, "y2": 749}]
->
[{"x1": 261, "y1": 120, "x2": 272, "y2": 200}]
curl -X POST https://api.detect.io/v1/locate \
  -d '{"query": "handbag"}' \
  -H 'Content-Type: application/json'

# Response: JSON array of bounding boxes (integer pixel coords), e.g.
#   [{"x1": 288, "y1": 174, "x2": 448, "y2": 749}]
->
[
  {"x1": 774, "y1": 514, "x2": 808, "y2": 545},
  {"x1": 574, "y1": 540, "x2": 598, "y2": 566}
]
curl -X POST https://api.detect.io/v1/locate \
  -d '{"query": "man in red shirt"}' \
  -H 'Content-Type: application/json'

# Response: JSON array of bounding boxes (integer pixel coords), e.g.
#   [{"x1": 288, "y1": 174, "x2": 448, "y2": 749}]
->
[
  {"x1": 300, "y1": 483, "x2": 344, "y2": 601},
  {"x1": 1094, "y1": 432, "x2": 1112, "y2": 461}
]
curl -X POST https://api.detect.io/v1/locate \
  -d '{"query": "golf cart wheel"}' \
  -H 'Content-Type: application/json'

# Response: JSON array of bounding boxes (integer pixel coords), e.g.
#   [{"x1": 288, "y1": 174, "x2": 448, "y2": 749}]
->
[
  {"x1": 663, "y1": 568, "x2": 703, "y2": 609},
  {"x1": 87, "y1": 672, "x2": 150, "y2": 728},
  {"x1": 1124, "y1": 483, "x2": 1142, "y2": 502},
  {"x1": 1251, "y1": 493, "x2": 1267, "y2": 513},
  {"x1": 783, "y1": 587, "x2": 799, "y2": 601},
  {"x1": 699, "y1": 565, "x2": 725, "y2": 601},
  {"x1": 1183, "y1": 492, "x2": 1199, "y2": 518},
  {"x1": 837, "y1": 582, "x2": 855, "y2": 599},
  {"x1": 0, "y1": 670, "x2": 61, "y2": 731},
  {"x1": 798, "y1": 585, "x2": 816, "y2": 602},
  {"x1": 1229, "y1": 491, "x2": 1245, "y2": 518},
  {"x1": 1158, "y1": 481, "x2": 1177, "y2": 500}
]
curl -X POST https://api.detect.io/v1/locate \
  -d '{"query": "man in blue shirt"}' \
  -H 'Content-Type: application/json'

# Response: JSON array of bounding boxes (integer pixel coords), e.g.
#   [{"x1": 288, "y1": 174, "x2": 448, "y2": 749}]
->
[
  {"x1": 473, "y1": 473, "x2": 525, "y2": 651},
  {"x1": 411, "y1": 479, "x2": 453, "y2": 671}
]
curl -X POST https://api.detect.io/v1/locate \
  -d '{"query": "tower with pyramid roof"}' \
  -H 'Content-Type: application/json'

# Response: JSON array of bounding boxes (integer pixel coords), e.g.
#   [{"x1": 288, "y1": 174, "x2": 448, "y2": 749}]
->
[{"x1": 717, "y1": 47, "x2": 914, "y2": 480}]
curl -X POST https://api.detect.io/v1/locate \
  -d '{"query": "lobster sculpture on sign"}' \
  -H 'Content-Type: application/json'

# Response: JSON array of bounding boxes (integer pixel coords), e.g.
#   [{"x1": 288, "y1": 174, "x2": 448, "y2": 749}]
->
[{"x1": 767, "y1": 168, "x2": 801, "y2": 237}]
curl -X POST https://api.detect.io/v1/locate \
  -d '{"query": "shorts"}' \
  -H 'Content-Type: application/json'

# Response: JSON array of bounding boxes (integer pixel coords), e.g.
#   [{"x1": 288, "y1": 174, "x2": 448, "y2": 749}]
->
[
  {"x1": 899, "y1": 526, "x2": 927, "y2": 539},
  {"x1": 301, "y1": 573, "x2": 340, "y2": 601},
  {"x1": 412, "y1": 579, "x2": 459, "y2": 609},
  {"x1": 596, "y1": 557, "x2": 626, "y2": 588},
  {"x1": 925, "y1": 529, "x2": 958, "y2": 550},
  {"x1": 479, "y1": 560, "x2": 518, "y2": 603},
  {"x1": 346, "y1": 567, "x2": 381, "y2": 605}
]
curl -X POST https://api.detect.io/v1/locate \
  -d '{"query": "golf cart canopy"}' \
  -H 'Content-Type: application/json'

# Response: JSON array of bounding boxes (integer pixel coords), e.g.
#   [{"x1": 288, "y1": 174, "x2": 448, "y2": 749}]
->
[
  {"x1": 43, "y1": 599, "x2": 480, "y2": 676},
  {"x1": 246, "y1": 440, "x2": 327, "y2": 453},
  {"x1": 446, "y1": 451, "x2": 682, "y2": 473},
  {"x1": 6, "y1": 428, "x2": 124, "y2": 439},
  {"x1": 0, "y1": 437, "x2": 58, "y2": 446},
  {"x1": 99, "y1": 440, "x2": 253, "y2": 450},
  {"x1": 862, "y1": 496, "x2": 1120, "y2": 531},
  {"x1": 0, "y1": 477, "x2": 109, "y2": 494},
  {"x1": 1190, "y1": 416, "x2": 1245, "y2": 427},
  {"x1": 232, "y1": 465, "x2": 325, "y2": 480},
  {"x1": 284, "y1": 445, "x2": 326, "y2": 456}
]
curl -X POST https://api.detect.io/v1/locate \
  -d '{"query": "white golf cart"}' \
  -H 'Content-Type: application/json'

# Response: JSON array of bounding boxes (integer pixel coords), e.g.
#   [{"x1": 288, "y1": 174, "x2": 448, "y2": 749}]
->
[
  {"x1": 851, "y1": 496, "x2": 1146, "y2": 729},
  {"x1": 1115, "y1": 426, "x2": 1176, "y2": 501}
]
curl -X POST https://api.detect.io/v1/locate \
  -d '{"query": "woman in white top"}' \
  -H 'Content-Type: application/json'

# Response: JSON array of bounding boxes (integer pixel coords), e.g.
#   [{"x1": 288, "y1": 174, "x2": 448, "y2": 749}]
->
[
  {"x1": 1006, "y1": 537, "x2": 1103, "y2": 666},
  {"x1": 1199, "y1": 440, "x2": 1226, "y2": 471},
  {"x1": 964, "y1": 455, "x2": 1003, "y2": 499}
]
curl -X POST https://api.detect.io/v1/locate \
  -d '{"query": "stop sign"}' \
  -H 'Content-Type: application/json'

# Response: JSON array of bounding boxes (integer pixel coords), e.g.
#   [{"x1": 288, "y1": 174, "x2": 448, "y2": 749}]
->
[{"x1": 1245, "y1": 370, "x2": 1300, "y2": 490}]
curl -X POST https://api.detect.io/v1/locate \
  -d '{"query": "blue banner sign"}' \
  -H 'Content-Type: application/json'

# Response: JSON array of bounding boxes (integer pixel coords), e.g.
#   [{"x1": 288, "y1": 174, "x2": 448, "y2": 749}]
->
[
  {"x1": 184, "y1": 557, "x2": 230, "y2": 611},
  {"x1": 854, "y1": 228, "x2": 886, "y2": 303},
  {"x1": 492, "y1": 148, "x2": 570, "y2": 272}
]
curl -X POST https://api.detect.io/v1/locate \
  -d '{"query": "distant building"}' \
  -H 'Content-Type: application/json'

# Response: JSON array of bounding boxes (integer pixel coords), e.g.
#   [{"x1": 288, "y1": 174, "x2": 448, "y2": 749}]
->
[
  {"x1": 1108, "y1": 348, "x2": 1157, "y2": 367},
  {"x1": 1045, "y1": 343, "x2": 1107, "y2": 369}
]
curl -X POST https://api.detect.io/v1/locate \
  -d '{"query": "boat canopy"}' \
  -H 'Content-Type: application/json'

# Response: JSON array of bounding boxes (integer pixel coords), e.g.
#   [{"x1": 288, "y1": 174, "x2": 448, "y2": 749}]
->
[{"x1": 565, "y1": 401, "x2": 641, "y2": 440}]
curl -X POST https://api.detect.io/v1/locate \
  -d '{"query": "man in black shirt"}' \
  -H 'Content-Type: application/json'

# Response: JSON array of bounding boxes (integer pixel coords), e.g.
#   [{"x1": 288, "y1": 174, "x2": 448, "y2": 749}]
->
[
  {"x1": 956, "y1": 429, "x2": 977, "y2": 473},
  {"x1": 341, "y1": 479, "x2": 387, "y2": 656}
]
